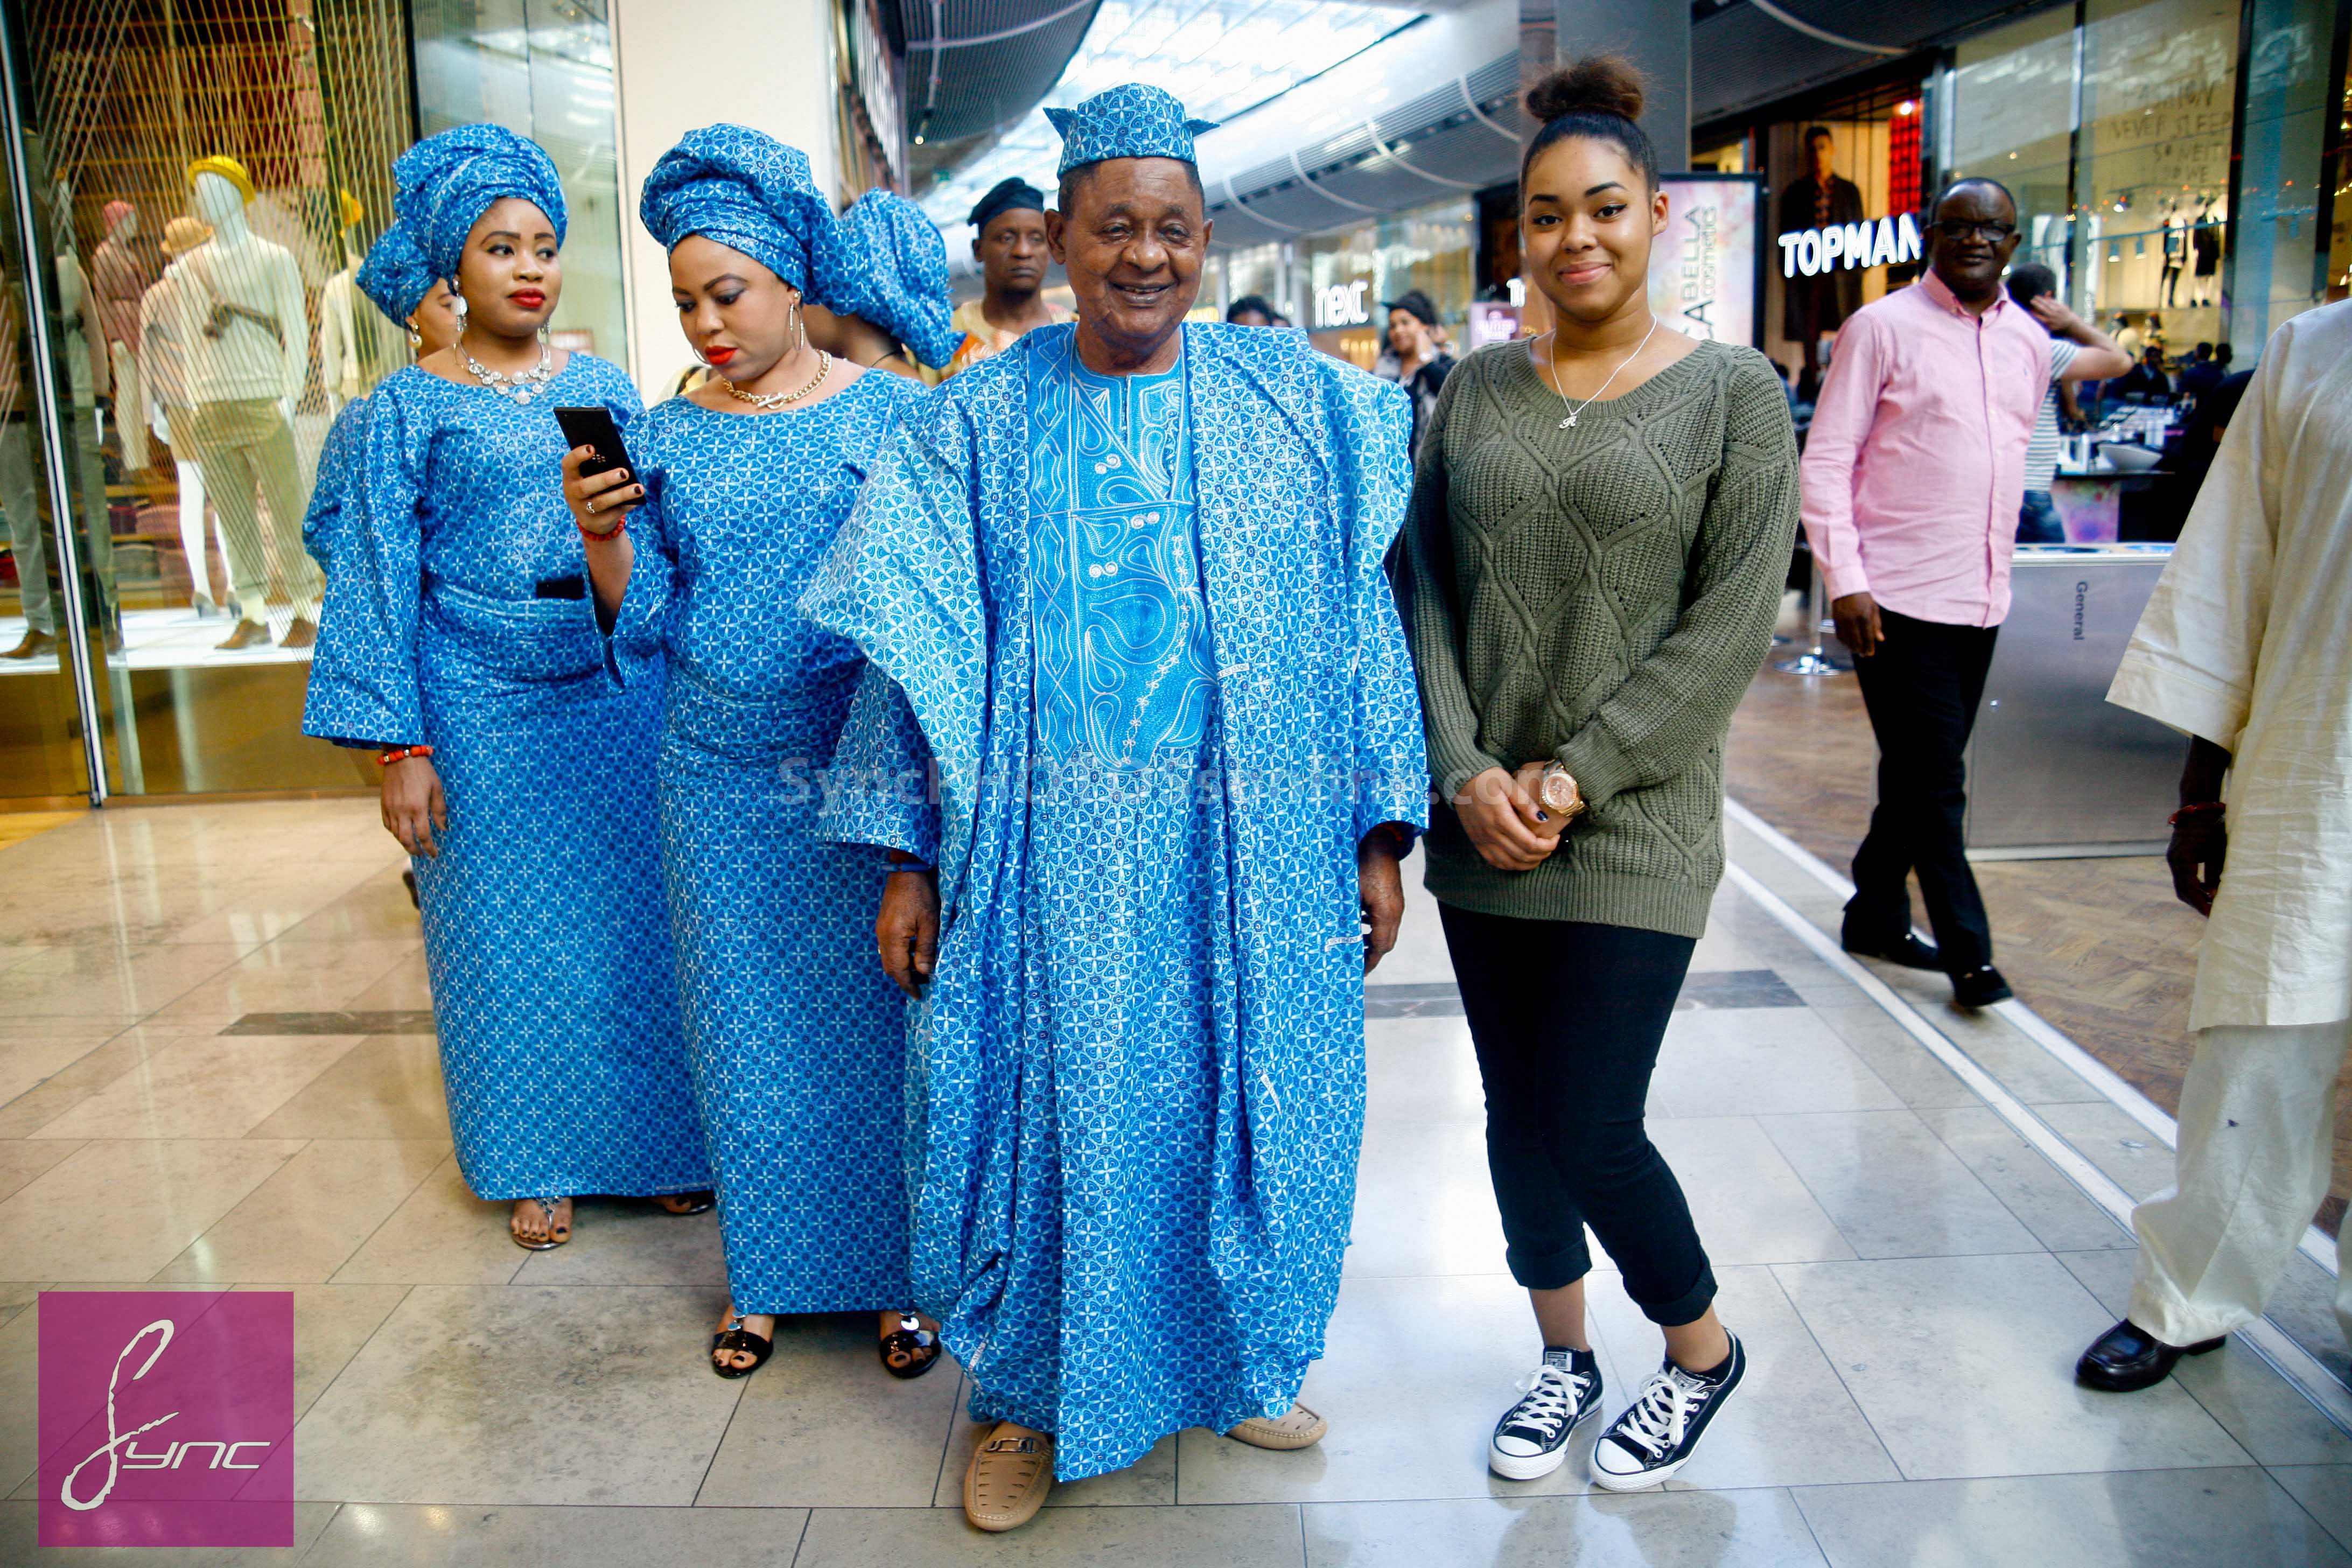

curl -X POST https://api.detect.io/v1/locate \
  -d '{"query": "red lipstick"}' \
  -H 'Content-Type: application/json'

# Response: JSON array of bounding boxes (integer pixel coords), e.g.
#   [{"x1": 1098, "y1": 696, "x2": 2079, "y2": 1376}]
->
[
  {"x1": 509, "y1": 289, "x2": 546, "y2": 309},
  {"x1": 704, "y1": 345, "x2": 737, "y2": 366}
]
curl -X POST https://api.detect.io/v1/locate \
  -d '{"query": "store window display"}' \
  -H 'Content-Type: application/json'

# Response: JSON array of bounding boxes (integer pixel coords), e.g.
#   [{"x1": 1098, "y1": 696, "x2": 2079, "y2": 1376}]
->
[
  {"x1": 1777, "y1": 125, "x2": 1865, "y2": 399},
  {"x1": 138, "y1": 217, "x2": 232, "y2": 622}
]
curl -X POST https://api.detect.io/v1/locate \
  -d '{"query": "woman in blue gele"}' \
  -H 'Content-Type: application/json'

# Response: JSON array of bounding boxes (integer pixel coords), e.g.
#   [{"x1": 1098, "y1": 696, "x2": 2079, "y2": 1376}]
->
[
  {"x1": 562, "y1": 125, "x2": 953, "y2": 1380},
  {"x1": 303, "y1": 124, "x2": 712, "y2": 1251}
]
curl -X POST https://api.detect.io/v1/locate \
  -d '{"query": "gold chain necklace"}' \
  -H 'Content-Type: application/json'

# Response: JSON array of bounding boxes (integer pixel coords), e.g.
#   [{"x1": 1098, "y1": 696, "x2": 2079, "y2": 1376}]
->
[{"x1": 721, "y1": 351, "x2": 833, "y2": 411}]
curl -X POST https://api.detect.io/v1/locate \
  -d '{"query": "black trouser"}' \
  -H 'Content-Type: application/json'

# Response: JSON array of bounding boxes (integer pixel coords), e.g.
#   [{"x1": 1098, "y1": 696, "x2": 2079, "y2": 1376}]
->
[
  {"x1": 1847, "y1": 605, "x2": 2001, "y2": 972},
  {"x1": 1438, "y1": 904, "x2": 1717, "y2": 1327}
]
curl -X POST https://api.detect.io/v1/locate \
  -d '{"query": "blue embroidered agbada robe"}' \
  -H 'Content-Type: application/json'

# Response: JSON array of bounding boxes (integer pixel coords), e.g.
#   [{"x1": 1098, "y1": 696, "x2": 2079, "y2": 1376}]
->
[
  {"x1": 301, "y1": 355, "x2": 709, "y2": 1203},
  {"x1": 612, "y1": 371, "x2": 929, "y2": 1314},
  {"x1": 808, "y1": 321, "x2": 1426, "y2": 1480}
]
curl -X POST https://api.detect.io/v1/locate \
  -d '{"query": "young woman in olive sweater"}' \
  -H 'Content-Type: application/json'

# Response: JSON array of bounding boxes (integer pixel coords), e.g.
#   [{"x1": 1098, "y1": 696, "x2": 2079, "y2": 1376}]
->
[{"x1": 1400, "y1": 58, "x2": 1800, "y2": 1490}]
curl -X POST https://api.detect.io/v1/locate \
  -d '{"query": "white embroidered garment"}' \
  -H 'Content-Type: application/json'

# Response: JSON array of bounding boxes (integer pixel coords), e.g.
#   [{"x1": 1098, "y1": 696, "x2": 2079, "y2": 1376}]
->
[{"x1": 2108, "y1": 300, "x2": 2352, "y2": 1030}]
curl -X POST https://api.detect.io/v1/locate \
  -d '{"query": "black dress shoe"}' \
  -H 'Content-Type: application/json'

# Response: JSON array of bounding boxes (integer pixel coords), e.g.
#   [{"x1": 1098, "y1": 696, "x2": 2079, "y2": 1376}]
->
[
  {"x1": 1950, "y1": 965, "x2": 2014, "y2": 1008},
  {"x1": 1842, "y1": 928, "x2": 1943, "y2": 970},
  {"x1": 2076, "y1": 1318, "x2": 2225, "y2": 1392}
]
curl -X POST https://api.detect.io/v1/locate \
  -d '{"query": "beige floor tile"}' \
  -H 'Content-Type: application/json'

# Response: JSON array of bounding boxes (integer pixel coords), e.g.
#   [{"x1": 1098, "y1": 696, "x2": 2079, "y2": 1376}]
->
[
  {"x1": 934, "y1": 1418, "x2": 1175, "y2": 1509},
  {"x1": 1177, "y1": 1272, "x2": 1624, "y2": 1504},
  {"x1": 0, "y1": 1027, "x2": 132, "y2": 1121},
  {"x1": 1919, "y1": 1104, "x2": 2136, "y2": 1253},
  {"x1": 242, "y1": 1281, "x2": 412, "y2": 1419},
  {"x1": 329, "y1": 1154, "x2": 524, "y2": 1287},
  {"x1": 1584, "y1": 1265, "x2": 1899, "y2": 1490},
  {"x1": 0, "y1": 1137, "x2": 304, "y2": 1281},
  {"x1": 1, "y1": 940, "x2": 246, "y2": 1018},
  {"x1": 27, "y1": 1032, "x2": 366, "y2": 1141},
  {"x1": 2055, "y1": 1247, "x2": 2352, "y2": 1468},
  {"x1": 510, "y1": 1196, "x2": 727, "y2": 1286},
  {"x1": 2034, "y1": 1099, "x2": 2182, "y2": 1201},
  {"x1": 303, "y1": 1502, "x2": 806, "y2": 1565},
  {"x1": 0, "y1": 1137, "x2": 80, "y2": 1203},
  {"x1": 292, "y1": 1284, "x2": 744, "y2": 1505},
  {"x1": 796, "y1": 1501, "x2": 1305, "y2": 1567},
  {"x1": 0, "y1": 1026, "x2": 216, "y2": 1137},
  {"x1": 154, "y1": 1139, "x2": 447, "y2": 1284},
  {"x1": 1792, "y1": 1467, "x2": 2349, "y2": 1567},
  {"x1": 1756, "y1": 1109, "x2": 2040, "y2": 1258},
  {"x1": 271, "y1": 870, "x2": 423, "y2": 944},
  {"x1": 340, "y1": 955, "x2": 436, "y2": 1013},
  {"x1": 698, "y1": 1311, "x2": 964, "y2": 1507},
  {"x1": 1631, "y1": 1117, "x2": 1855, "y2": 1268},
  {"x1": 1364, "y1": 1014, "x2": 1484, "y2": 1122},
  {"x1": 1304, "y1": 1489, "x2": 1828, "y2": 1567},
  {"x1": 1808, "y1": 1002, "x2": 1982, "y2": 1110},
  {"x1": 2274, "y1": 1466, "x2": 2352, "y2": 1552},
  {"x1": 0, "y1": 1498, "x2": 341, "y2": 1563},
  {"x1": 1345, "y1": 1116, "x2": 1509, "y2": 1278},
  {"x1": 1651, "y1": 1008, "x2": 1903, "y2": 1117},
  {"x1": 1775, "y1": 1251, "x2": 2252, "y2": 1479},
  {"x1": 143, "y1": 938, "x2": 423, "y2": 1027},
  {"x1": 246, "y1": 1035, "x2": 448, "y2": 1142},
  {"x1": 0, "y1": 1279, "x2": 41, "y2": 1325},
  {"x1": 0, "y1": 1305, "x2": 32, "y2": 1494}
]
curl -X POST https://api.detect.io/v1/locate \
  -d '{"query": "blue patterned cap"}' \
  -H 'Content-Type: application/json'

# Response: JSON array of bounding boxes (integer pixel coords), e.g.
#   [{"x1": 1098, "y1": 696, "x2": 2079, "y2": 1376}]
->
[
  {"x1": 1044, "y1": 85, "x2": 1217, "y2": 177},
  {"x1": 835, "y1": 191, "x2": 958, "y2": 368},
  {"x1": 639, "y1": 125, "x2": 857, "y2": 306},
  {"x1": 391, "y1": 123, "x2": 568, "y2": 281},
  {"x1": 355, "y1": 223, "x2": 436, "y2": 324}
]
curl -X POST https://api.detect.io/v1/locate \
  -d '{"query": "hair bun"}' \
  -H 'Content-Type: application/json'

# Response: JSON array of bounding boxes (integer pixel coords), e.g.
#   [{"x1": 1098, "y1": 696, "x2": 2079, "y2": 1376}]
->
[{"x1": 1525, "y1": 57, "x2": 1646, "y2": 124}]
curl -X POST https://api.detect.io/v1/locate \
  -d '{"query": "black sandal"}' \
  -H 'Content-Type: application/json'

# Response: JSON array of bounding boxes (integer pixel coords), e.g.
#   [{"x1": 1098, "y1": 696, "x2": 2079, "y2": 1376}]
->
[
  {"x1": 653, "y1": 1190, "x2": 716, "y2": 1216},
  {"x1": 710, "y1": 1312, "x2": 773, "y2": 1380},
  {"x1": 880, "y1": 1311, "x2": 942, "y2": 1380}
]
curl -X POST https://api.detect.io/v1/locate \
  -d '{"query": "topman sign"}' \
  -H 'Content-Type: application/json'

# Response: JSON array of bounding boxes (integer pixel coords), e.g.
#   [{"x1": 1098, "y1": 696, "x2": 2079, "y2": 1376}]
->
[{"x1": 1779, "y1": 212, "x2": 1923, "y2": 278}]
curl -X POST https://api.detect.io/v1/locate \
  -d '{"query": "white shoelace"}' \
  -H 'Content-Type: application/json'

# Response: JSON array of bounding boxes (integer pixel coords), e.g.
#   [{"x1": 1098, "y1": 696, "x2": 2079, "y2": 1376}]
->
[
  {"x1": 1504, "y1": 1363, "x2": 1591, "y2": 1442},
  {"x1": 1611, "y1": 1364, "x2": 1712, "y2": 1458}
]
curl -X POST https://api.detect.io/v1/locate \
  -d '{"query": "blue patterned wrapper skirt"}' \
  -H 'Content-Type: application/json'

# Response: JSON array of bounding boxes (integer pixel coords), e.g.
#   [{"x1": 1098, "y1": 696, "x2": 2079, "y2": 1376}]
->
[
  {"x1": 409, "y1": 586, "x2": 710, "y2": 1201},
  {"x1": 655, "y1": 666, "x2": 913, "y2": 1314}
]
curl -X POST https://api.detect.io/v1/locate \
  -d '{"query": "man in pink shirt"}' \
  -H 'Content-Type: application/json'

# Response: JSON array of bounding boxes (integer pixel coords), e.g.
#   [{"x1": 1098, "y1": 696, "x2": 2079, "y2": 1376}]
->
[{"x1": 1801, "y1": 178, "x2": 2102, "y2": 1009}]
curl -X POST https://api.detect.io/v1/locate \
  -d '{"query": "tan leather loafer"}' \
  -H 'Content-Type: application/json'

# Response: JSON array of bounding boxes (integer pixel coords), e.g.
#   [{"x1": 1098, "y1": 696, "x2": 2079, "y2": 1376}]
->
[
  {"x1": 1224, "y1": 1400, "x2": 1328, "y2": 1451},
  {"x1": 963, "y1": 1422, "x2": 1053, "y2": 1532}
]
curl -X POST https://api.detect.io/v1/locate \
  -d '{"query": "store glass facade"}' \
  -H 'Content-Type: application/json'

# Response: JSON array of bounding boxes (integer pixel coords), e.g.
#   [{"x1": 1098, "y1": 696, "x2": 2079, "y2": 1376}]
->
[{"x1": 0, "y1": 0, "x2": 627, "y2": 803}]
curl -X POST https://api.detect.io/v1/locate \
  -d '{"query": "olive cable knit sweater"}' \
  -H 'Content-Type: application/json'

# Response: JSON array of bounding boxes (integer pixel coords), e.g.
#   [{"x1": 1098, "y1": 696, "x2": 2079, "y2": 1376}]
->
[{"x1": 1399, "y1": 336, "x2": 1801, "y2": 938}]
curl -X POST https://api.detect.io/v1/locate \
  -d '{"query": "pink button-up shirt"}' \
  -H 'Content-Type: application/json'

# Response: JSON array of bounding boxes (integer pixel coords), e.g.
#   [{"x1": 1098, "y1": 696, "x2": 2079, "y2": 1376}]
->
[{"x1": 1799, "y1": 269, "x2": 2052, "y2": 627}]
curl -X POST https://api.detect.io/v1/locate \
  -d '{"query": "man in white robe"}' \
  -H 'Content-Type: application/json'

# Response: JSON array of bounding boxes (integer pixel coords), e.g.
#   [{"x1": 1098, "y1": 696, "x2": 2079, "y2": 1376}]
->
[{"x1": 2078, "y1": 298, "x2": 2352, "y2": 1392}]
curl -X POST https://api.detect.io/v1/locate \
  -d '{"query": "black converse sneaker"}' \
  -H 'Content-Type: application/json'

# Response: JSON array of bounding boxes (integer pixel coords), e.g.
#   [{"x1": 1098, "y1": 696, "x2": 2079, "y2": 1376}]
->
[
  {"x1": 1589, "y1": 1332, "x2": 1745, "y2": 1490},
  {"x1": 1487, "y1": 1347, "x2": 1603, "y2": 1481}
]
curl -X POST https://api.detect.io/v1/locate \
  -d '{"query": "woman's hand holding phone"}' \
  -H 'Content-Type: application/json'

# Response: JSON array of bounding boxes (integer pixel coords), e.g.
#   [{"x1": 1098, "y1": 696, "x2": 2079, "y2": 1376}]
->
[{"x1": 561, "y1": 446, "x2": 643, "y2": 536}]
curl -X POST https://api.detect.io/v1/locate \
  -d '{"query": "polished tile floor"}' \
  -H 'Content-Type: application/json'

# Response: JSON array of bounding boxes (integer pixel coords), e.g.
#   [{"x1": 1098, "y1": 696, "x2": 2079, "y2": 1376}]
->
[{"x1": 0, "y1": 799, "x2": 2347, "y2": 1565}]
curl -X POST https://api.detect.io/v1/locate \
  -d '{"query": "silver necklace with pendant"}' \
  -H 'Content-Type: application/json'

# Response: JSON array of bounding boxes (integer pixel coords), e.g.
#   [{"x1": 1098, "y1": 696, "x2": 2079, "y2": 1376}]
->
[
  {"x1": 459, "y1": 332, "x2": 556, "y2": 404},
  {"x1": 1538, "y1": 314, "x2": 1661, "y2": 430}
]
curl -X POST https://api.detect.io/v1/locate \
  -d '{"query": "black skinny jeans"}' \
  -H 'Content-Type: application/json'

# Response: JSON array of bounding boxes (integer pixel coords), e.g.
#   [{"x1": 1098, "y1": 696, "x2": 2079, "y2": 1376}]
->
[{"x1": 1438, "y1": 903, "x2": 1718, "y2": 1327}]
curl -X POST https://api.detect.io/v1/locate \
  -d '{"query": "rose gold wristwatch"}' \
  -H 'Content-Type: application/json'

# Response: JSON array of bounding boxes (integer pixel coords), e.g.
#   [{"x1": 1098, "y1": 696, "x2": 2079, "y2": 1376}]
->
[{"x1": 1539, "y1": 762, "x2": 1587, "y2": 821}]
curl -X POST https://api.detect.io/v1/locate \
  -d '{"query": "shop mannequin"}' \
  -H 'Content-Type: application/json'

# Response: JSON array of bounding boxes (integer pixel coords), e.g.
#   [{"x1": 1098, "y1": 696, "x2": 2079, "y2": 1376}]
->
[
  {"x1": 2192, "y1": 200, "x2": 2222, "y2": 308},
  {"x1": 0, "y1": 286, "x2": 54, "y2": 659},
  {"x1": 140, "y1": 215, "x2": 231, "y2": 617},
  {"x1": 2161, "y1": 207, "x2": 2187, "y2": 309},
  {"x1": 50, "y1": 178, "x2": 117, "y2": 640},
  {"x1": 177, "y1": 159, "x2": 321, "y2": 649},
  {"x1": 92, "y1": 200, "x2": 149, "y2": 469},
  {"x1": 317, "y1": 190, "x2": 366, "y2": 411}
]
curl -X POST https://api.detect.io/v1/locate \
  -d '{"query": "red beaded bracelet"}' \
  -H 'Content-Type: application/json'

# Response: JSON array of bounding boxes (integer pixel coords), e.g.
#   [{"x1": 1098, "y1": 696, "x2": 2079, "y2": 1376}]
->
[
  {"x1": 378, "y1": 744, "x2": 435, "y2": 767},
  {"x1": 2167, "y1": 800, "x2": 2224, "y2": 825},
  {"x1": 577, "y1": 515, "x2": 627, "y2": 542}
]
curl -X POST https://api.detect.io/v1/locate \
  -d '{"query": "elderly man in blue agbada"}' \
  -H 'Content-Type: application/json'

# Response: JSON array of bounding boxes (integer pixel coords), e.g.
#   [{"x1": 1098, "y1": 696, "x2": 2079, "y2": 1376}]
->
[{"x1": 804, "y1": 83, "x2": 1427, "y2": 1532}]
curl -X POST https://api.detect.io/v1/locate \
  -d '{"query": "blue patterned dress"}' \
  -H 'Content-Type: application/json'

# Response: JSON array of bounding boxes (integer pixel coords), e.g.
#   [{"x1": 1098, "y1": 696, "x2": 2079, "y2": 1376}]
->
[
  {"x1": 812, "y1": 324, "x2": 1427, "y2": 1480},
  {"x1": 613, "y1": 371, "x2": 929, "y2": 1314},
  {"x1": 300, "y1": 396, "x2": 370, "y2": 576},
  {"x1": 302, "y1": 354, "x2": 709, "y2": 1203}
]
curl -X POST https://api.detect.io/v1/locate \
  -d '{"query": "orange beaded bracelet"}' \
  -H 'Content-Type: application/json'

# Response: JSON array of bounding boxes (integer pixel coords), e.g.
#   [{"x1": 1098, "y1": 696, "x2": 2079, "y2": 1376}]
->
[{"x1": 378, "y1": 744, "x2": 435, "y2": 767}]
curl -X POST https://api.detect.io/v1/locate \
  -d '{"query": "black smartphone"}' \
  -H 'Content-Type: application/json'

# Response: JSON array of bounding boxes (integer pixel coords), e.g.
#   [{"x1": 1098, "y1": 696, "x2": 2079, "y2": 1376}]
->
[{"x1": 554, "y1": 404, "x2": 632, "y2": 479}]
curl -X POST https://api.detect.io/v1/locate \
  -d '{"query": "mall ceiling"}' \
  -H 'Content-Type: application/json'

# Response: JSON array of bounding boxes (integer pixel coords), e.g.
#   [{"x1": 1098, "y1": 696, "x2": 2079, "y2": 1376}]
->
[{"x1": 886, "y1": 0, "x2": 1107, "y2": 186}]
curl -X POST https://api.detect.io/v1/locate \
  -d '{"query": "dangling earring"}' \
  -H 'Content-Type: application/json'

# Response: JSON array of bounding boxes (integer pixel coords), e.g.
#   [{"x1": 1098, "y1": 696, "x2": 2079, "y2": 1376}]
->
[
  {"x1": 405, "y1": 327, "x2": 423, "y2": 353},
  {"x1": 536, "y1": 324, "x2": 551, "y2": 346},
  {"x1": 790, "y1": 298, "x2": 805, "y2": 354},
  {"x1": 452, "y1": 292, "x2": 468, "y2": 323}
]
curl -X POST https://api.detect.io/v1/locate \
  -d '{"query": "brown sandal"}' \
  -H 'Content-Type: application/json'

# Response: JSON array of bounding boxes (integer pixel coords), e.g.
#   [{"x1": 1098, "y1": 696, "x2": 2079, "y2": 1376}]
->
[{"x1": 880, "y1": 1311, "x2": 942, "y2": 1379}]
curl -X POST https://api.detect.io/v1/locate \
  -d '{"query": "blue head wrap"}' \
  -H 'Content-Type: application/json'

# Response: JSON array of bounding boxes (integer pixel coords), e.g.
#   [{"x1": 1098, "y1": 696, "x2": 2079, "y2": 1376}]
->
[
  {"x1": 967, "y1": 177, "x2": 1047, "y2": 232},
  {"x1": 1044, "y1": 84, "x2": 1217, "y2": 177},
  {"x1": 835, "y1": 190, "x2": 958, "y2": 369},
  {"x1": 355, "y1": 223, "x2": 436, "y2": 324},
  {"x1": 391, "y1": 123, "x2": 568, "y2": 282},
  {"x1": 638, "y1": 125, "x2": 857, "y2": 306}
]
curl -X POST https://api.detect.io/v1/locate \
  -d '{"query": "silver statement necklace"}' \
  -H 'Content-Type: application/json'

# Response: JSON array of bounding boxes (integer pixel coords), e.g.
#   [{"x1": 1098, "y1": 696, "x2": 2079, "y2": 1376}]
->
[
  {"x1": 1537, "y1": 314, "x2": 1661, "y2": 430},
  {"x1": 459, "y1": 333, "x2": 556, "y2": 404}
]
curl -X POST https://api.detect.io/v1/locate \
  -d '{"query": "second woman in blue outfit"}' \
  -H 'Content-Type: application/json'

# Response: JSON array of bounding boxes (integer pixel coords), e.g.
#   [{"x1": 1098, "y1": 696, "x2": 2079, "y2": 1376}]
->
[
  {"x1": 564, "y1": 125, "x2": 950, "y2": 1379},
  {"x1": 303, "y1": 124, "x2": 711, "y2": 1250}
]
